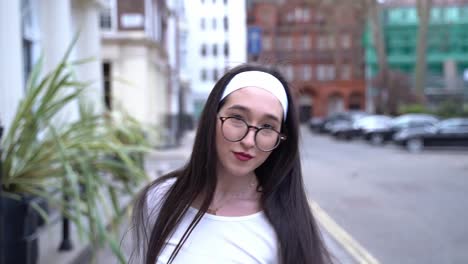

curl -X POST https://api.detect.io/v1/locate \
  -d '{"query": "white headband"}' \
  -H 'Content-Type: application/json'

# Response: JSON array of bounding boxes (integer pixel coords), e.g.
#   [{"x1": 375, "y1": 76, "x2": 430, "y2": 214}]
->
[{"x1": 221, "y1": 71, "x2": 288, "y2": 120}]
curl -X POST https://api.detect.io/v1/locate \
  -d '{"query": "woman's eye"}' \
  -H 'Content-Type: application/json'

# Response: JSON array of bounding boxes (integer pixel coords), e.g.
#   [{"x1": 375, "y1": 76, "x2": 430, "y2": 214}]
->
[
  {"x1": 262, "y1": 124, "x2": 274, "y2": 129},
  {"x1": 231, "y1": 114, "x2": 244, "y2": 120}
]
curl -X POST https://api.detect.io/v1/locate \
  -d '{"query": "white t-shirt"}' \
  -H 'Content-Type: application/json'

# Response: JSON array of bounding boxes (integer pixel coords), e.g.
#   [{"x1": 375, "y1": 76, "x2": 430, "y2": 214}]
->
[{"x1": 146, "y1": 178, "x2": 279, "y2": 264}]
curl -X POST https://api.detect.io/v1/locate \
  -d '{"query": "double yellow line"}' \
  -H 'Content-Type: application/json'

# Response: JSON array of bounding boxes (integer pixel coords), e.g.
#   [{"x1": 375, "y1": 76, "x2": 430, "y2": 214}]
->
[{"x1": 308, "y1": 200, "x2": 380, "y2": 264}]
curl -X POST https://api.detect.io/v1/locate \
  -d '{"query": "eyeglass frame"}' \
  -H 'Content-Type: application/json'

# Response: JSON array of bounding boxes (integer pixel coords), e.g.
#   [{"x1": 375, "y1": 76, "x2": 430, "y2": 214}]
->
[{"x1": 218, "y1": 116, "x2": 287, "y2": 152}]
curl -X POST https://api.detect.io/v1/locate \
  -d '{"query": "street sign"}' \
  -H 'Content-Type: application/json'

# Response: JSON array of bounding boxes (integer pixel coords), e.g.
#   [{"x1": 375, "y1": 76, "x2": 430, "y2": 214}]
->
[{"x1": 247, "y1": 26, "x2": 262, "y2": 56}]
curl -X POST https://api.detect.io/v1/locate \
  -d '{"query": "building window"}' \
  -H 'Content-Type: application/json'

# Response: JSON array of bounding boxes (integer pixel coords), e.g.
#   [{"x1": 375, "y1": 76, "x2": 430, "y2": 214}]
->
[
  {"x1": 317, "y1": 65, "x2": 325, "y2": 81},
  {"x1": 341, "y1": 64, "x2": 351, "y2": 80},
  {"x1": 260, "y1": 10, "x2": 272, "y2": 25},
  {"x1": 201, "y1": 18, "x2": 205, "y2": 30},
  {"x1": 290, "y1": 7, "x2": 310, "y2": 22},
  {"x1": 224, "y1": 16, "x2": 228, "y2": 31},
  {"x1": 286, "y1": 11, "x2": 294, "y2": 22},
  {"x1": 212, "y1": 18, "x2": 217, "y2": 29},
  {"x1": 328, "y1": 35, "x2": 335, "y2": 50},
  {"x1": 316, "y1": 13, "x2": 325, "y2": 24},
  {"x1": 302, "y1": 35, "x2": 310, "y2": 50},
  {"x1": 224, "y1": 42, "x2": 229, "y2": 56},
  {"x1": 295, "y1": 7, "x2": 302, "y2": 21},
  {"x1": 275, "y1": 36, "x2": 282, "y2": 49},
  {"x1": 317, "y1": 35, "x2": 327, "y2": 50},
  {"x1": 201, "y1": 44, "x2": 207, "y2": 56},
  {"x1": 213, "y1": 69, "x2": 219, "y2": 81},
  {"x1": 224, "y1": 0, "x2": 228, "y2": 4},
  {"x1": 263, "y1": 36, "x2": 272, "y2": 51},
  {"x1": 461, "y1": 7, "x2": 468, "y2": 18},
  {"x1": 327, "y1": 65, "x2": 336, "y2": 80},
  {"x1": 103, "y1": 62, "x2": 112, "y2": 110},
  {"x1": 284, "y1": 65, "x2": 294, "y2": 81},
  {"x1": 21, "y1": 0, "x2": 38, "y2": 85},
  {"x1": 341, "y1": 34, "x2": 351, "y2": 49},
  {"x1": 22, "y1": 39, "x2": 33, "y2": 83},
  {"x1": 213, "y1": 44, "x2": 218, "y2": 56},
  {"x1": 100, "y1": 8, "x2": 112, "y2": 29},
  {"x1": 303, "y1": 65, "x2": 312, "y2": 81},
  {"x1": 303, "y1": 8, "x2": 310, "y2": 22},
  {"x1": 201, "y1": 69, "x2": 207, "y2": 81},
  {"x1": 401, "y1": 10, "x2": 408, "y2": 20},
  {"x1": 285, "y1": 36, "x2": 293, "y2": 50}
]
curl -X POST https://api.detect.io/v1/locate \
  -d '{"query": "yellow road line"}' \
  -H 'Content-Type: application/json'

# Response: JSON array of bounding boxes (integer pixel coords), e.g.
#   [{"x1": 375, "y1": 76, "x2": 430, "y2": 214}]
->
[{"x1": 308, "y1": 199, "x2": 380, "y2": 264}]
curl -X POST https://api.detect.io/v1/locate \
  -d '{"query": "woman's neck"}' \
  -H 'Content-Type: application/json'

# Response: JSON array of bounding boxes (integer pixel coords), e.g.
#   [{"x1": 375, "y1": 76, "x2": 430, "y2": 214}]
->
[{"x1": 215, "y1": 168, "x2": 258, "y2": 199}]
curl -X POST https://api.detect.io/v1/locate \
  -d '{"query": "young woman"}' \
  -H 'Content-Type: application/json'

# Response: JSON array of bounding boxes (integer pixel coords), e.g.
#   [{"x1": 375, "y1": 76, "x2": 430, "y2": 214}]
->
[{"x1": 130, "y1": 64, "x2": 332, "y2": 264}]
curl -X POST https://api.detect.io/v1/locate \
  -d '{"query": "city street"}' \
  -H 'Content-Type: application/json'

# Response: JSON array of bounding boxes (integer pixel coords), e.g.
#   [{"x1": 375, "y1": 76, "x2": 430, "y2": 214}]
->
[{"x1": 300, "y1": 126, "x2": 468, "y2": 264}]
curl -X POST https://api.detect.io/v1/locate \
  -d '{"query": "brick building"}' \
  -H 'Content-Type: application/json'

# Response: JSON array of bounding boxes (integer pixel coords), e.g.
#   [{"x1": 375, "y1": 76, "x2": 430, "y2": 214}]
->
[{"x1": 246, "y1": 0, "x2": 366, "y2": 121}]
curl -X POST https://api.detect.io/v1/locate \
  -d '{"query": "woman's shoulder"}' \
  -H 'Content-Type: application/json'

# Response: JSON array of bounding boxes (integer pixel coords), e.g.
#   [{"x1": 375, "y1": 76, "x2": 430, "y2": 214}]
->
[
  {"x1": 145, "y1": 176, "x2": 177, "y2": 219},
  {"x1": 146, "y1": 177, "x2": 177, "y2": 205}
]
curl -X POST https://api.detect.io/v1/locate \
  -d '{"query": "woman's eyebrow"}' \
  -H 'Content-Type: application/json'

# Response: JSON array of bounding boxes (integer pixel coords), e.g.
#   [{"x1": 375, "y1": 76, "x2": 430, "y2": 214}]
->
[
  {"x1": 264, "y1": 114, "x2": 280, "y2": 123},
  {"x1": 227, "y1": 104, "x2": 281, "y2": 123},
  {"x1": 227, "y1": 104, "x2": 250, "y2": 112}
]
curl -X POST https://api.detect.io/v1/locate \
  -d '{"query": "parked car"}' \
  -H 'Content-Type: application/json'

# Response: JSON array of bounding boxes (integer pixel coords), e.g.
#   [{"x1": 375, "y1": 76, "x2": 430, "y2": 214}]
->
[
  {"x1": 393, "y1": 118, "x2": 468, "y2": 152},
  {"x1": 330, "y1": 113, "x2": 370, "y2": 140},
  {"x1": 313, "y1": 111, "x2": 368, "y2": 134},
  {"x1": 364, "y1": 114, "x2": 438, "y2": 145},
  {"x1": 329, "y1": 120, "x2": 354, "y2": 139},
  {"x1": 350, "y1": 115, "x2": 394, "y2": 144},
  {"x1": 308, "y1": 117, "x2": 325, "y2": 132},
  {"x1": 309, "y1": 112, "x2": 348, "y2": 133}
]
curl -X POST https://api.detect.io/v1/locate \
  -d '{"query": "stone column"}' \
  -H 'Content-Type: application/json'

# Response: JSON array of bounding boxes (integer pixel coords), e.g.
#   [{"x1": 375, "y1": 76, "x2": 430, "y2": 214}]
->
[
  {"x1": 38, "y1": 0, "x2": 74, "y2": 73},
  {"x1": 71, "y1": 0, "x2": 104, "y2": 112},
  {"x1": 0, "y1": 1, "x2": 25, "y2": 132}
]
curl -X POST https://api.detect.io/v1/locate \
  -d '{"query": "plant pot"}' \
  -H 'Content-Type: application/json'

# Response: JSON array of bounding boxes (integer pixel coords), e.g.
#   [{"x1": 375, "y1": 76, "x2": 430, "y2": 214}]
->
[{"x1": 0, "y1": 194, "x2": 40, "y2": 264}]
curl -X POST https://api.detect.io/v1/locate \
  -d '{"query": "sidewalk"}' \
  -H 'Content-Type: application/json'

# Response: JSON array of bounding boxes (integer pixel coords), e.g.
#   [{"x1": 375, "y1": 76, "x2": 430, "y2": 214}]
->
[{"x1": 42, "y1": 130, "x2": 357, "y2": 264}]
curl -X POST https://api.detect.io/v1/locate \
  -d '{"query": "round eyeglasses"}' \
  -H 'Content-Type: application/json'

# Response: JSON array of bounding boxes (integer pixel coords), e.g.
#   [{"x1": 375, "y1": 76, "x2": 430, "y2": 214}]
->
[{"x1": 219, "y1": 116, "x2": 286, "y2": 152}]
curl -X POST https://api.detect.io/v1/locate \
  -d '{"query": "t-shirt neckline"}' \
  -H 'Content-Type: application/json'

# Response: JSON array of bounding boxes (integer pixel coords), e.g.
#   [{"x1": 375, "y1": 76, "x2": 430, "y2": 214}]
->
[{"x1": 187, "y1": 206, "x2": 264, "y2": 221}]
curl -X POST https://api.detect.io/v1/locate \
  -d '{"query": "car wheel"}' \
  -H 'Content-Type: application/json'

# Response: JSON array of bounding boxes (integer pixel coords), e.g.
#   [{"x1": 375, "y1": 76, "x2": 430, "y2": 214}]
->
[
  {"x1": 370, "y1": 134, "x2": 384, "y2": 145},
  {"x1": 406, "y1": 138, "x2": 424, "y2": 153}
]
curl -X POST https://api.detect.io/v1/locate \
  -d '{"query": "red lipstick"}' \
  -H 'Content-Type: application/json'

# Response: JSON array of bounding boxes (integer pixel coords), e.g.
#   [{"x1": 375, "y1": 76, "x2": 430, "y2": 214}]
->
[{"x1": 233, "y1": 152, "x2": 253, "y2": 161}]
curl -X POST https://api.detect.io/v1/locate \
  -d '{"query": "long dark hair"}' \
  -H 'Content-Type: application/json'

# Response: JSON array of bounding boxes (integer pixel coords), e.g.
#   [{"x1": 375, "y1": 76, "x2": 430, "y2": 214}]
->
[{"x1": 129, "y1": 64, "x2": 332, "y2": 264}]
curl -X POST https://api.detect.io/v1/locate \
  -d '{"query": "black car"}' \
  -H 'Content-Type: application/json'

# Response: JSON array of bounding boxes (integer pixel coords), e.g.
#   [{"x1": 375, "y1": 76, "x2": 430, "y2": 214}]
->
[
  {"x1": 308, "y1": 117, "x2": 325, "y2": 132},
  {"x1": 308, "y1": 113, "x2": 349, "y2": 133},
  {"x1": 364, "y1": 114, "x2": 439, "y2": 145},
  {"x1": 393, "y1": 118, "x2": 468, "y2": 152},
  {"x1": 332, "y1": 115, "x2": 391, "y2": 141},
  {"x1": 312, "y1": 111, "x2": 367, "y2": 134}
]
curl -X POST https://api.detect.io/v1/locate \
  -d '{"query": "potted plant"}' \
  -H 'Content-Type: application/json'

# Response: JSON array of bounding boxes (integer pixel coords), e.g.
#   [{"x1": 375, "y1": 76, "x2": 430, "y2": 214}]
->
[{"x1": 0, "y1": 37, "x2": 150, "y2": 264}]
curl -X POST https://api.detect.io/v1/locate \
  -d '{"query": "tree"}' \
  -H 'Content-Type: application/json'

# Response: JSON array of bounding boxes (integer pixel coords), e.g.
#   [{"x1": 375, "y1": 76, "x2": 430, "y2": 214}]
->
[
  {"x1": 365, "y1": 0, "x2": 393, "y2": 114},
  {"x1": 414, "y1": 0, "x2": 433, "y2": 96}
]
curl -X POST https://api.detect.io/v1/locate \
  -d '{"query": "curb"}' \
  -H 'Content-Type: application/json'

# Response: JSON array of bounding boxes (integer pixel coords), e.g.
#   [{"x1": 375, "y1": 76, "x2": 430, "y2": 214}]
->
[{"x1": 309, "y1": 199, "x2": 380, "y2": 264}]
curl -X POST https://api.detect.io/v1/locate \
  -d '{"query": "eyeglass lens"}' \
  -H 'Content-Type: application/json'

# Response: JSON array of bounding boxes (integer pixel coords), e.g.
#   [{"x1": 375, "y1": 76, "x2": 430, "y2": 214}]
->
[{"x1": 221, "y1": 117, "x2": 279, "y2": 151}]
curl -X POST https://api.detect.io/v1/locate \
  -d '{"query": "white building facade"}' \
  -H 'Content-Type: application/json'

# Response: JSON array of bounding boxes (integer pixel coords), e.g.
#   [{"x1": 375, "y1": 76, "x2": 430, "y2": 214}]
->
[
  {"x1": 166, "y1": 0, "x2": 193, "y2": 144},
  {"x1": 100, "y1": 0, "x2": 170, "y2": 145},
  {"x1": 184, "y1": 0, "x2": 247, "y2": 120},
  {"x1": 0, "y1": 1, "x2": 106, "y2": 262},
  {"x1": 0, "y1": 0, "x2": 104, "y2": 135}
]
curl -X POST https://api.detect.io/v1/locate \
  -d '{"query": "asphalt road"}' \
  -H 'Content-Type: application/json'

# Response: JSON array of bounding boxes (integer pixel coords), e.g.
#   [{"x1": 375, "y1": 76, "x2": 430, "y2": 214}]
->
[{"x1": 300, "y1": 126, "x2": 468, "y2": 264}]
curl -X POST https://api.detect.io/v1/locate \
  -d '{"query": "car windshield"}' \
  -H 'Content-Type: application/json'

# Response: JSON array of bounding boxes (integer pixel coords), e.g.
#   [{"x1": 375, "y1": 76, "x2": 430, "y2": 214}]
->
[
  {"x1": 392, "y1": 114, "x2": 438, "y2": 127},
  {"x1": 436, "y1": 118, "x2": 468, "y2": 128},
  {"x1": 357, "y1": 115, "x2": 392, "y2": 126}
]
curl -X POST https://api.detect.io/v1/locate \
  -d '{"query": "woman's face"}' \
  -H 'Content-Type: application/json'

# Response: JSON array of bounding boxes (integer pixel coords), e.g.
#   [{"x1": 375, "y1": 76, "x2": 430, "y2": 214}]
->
[{"x1": 216, "y1": 86, "x2": 284, "y2": 178}]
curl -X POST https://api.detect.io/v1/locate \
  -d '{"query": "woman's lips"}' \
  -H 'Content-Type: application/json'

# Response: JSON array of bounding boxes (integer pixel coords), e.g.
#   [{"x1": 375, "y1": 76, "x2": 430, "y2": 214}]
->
[{"x1": 233, "y1": 152, "x2": 253, "y2": 161}]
